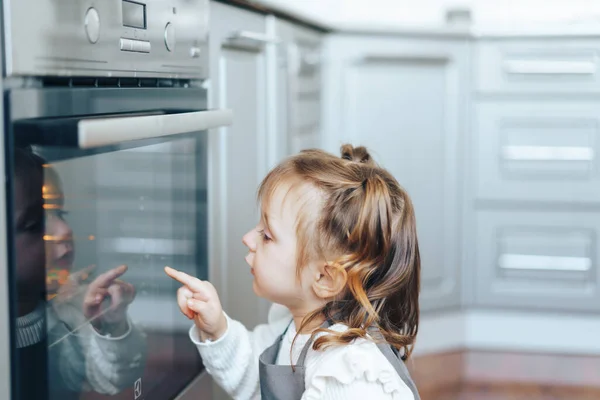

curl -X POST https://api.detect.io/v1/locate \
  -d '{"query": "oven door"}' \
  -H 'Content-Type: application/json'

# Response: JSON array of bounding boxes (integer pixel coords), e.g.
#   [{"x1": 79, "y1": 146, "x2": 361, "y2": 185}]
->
[{"x1": 3, "y1": 84, "x2": 230, "y2": 400}]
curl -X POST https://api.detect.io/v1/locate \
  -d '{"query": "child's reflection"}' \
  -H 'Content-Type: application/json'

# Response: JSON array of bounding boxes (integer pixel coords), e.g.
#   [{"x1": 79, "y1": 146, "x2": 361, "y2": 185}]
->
[
  {"x1": 13, "y1": 147, "x2": 146, "y2": 400},
  {"x1": 44, "y1": 164, "x2": 75, "y2": 296}
]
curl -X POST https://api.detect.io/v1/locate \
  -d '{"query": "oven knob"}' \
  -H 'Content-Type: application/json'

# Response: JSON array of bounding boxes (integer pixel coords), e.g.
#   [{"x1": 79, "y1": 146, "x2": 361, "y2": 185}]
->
[
  {"x1": 164, "y1": 22, "x2": 175, "y2": 52},
  {"x1": 84, "y1": 8, "x2": 100, "y2": 44}
]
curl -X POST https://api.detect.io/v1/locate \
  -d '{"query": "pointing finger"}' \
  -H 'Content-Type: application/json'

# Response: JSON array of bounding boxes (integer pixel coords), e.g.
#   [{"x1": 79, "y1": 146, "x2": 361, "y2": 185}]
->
[{"x1": 164, "y1": 266, "x2": 203, "y2": 292}]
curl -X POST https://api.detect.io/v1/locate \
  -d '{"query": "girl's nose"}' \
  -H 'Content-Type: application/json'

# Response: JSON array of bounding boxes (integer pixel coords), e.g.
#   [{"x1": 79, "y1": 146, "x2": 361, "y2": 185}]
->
[{"x1": 242, "y1": 229, "x2": 257, "y2": 251}]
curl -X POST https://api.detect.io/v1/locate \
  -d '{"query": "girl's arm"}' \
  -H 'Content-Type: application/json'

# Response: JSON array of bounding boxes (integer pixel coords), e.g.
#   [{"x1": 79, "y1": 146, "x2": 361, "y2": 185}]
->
[
  {"x1": 164, "y1": 267, "x2": 291, "y2": 400},
  {"x1": 190, "y1": 304, "x2": 291, "y2": 400}
]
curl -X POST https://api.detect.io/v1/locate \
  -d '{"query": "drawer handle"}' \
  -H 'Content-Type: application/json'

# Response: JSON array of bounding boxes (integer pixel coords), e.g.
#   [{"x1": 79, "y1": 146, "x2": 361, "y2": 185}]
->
[
  {"x1": 499, "y1": 254, "x2": 591, "y2": 272},
  {"x1": 225, "y1": 31, "x2": 280, "y2": 51},
  {"x1": 502, "y1": 145, "x2": 594, "y2": 161},
  {"x1": 503, "y1": 60, "x2": 596, "y2": 75}
]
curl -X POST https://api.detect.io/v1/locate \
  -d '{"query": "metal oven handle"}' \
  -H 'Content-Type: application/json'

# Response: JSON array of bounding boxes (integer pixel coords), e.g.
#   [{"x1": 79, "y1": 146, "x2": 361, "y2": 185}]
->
[{"x1": 78, "y1": 109, "x2": 233, "y2": 148}]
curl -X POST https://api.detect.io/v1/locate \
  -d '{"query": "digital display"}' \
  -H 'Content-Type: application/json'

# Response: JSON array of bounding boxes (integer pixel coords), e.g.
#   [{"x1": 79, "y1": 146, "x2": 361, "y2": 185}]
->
[{"x1": 122, "y1": 0, "x2": 146, "y2": 29}]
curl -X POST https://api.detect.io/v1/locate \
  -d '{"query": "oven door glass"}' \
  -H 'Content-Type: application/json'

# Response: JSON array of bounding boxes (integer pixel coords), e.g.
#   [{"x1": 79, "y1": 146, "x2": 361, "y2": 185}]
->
[{"x1": 6, "y1": 85, "x2": 224, "y2": 400}]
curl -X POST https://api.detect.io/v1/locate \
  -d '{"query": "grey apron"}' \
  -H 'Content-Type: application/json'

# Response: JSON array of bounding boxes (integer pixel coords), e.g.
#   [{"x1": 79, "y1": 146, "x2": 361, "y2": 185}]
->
[{"x1": 258, "y1": 320, "x2": 421, "y2": 400}]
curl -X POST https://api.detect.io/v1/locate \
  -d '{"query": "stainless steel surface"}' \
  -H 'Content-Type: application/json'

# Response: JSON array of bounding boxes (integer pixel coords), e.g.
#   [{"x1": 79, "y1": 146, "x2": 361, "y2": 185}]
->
[
  {"x1": 0, "y1": 27, "x2": 12, "y2": 399},
  {"x1": 3, "y1": 0, "x2": 209, "y2": 78},
  {"x1": 78, "y1": 109, "x2": 233, "y2": 148},
  {"x1": 9, "y1": 86, "x2": 206, "y2": 121},
  {"x1": 175, "y1": 371, "x2": 213, "y2": 400},
  {"x1": 4, "y1": 80, "x2": 222, "y2": 399}
]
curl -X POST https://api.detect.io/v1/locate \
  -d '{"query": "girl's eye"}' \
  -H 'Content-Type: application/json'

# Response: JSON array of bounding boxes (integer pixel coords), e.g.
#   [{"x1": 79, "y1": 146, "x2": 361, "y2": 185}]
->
[
  {"x1": 257, "y1": 229, "x2": 272, "y2": 242},
  {"x1": 19, "y1": 219, "x2": 43, "y2": 234},
  {"x1": 56, "y1": 210, "x2": 69, "y2": 220},
  {"x1": 47, "y1": 209, "x2": 69, "y2": 220}
]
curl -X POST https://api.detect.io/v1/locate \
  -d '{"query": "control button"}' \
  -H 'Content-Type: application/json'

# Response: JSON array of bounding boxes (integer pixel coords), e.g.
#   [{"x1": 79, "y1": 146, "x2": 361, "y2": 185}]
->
[
  {"x1": 84, "y1": 8, "x2": 100, "y2": 44},
  {"x1": 132, "y1": 40, "x2": 151, "y2": 53},
  {"x1": 120, "y1": 38, "x2": 133, "y2": 51},
  {"x1": 164, "y1": 22, "x2": 175, "y2": 52},
  {"x1": 120, "y1": 38, "x2": 151, "y2": 53},
  {"x1": 139, "y1": 41, "x2": 151, "y2": 53},
  {"x1": 190, "y1": 47, "x2": 201, "y2": 58}
]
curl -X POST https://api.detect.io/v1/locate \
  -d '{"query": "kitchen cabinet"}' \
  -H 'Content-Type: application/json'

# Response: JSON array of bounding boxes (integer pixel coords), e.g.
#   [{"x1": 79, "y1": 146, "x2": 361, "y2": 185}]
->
[
  {"x1": 207, "y1": 1, "x2": 600, "y2": 329},
  {"x1": 208, "y1": 2, "x2": 272, "y2": 331},
  {"x1": 468, "y1": 37, "x2": 600, "y2": 312},
  {"x1": 473, "y1": 100, "x2": 600, "y2": 204},
  {"x1": 473, "y1": 209, "x2": 600, "y2": 312},
  {"x1": 322, "y1": 35, "x2": 469, "y2": 312},
  {"x1": 475, "y1": 39, "x2": 600, "y2": 94}
]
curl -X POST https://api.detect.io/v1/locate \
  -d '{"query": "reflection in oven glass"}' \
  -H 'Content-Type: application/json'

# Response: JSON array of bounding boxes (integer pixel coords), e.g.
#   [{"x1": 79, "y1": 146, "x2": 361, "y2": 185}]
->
[{"x1": 13, "y1": 138, "x2": 204, "y2": 399}]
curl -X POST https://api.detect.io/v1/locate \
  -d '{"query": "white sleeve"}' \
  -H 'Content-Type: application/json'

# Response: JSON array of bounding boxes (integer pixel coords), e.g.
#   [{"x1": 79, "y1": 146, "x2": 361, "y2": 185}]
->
[
  {"x1": 48, "y1": 303, "x2": 147, "y2": 395},
  {"x1": 189, "y1": 303, "x2": 292, "y2": 400},
  {"x1": 302, "y1": 338, "x2": 415, "y2": 400},
  {"x1": 85, "y1": 319, "x2": 147, "y2": 394}
]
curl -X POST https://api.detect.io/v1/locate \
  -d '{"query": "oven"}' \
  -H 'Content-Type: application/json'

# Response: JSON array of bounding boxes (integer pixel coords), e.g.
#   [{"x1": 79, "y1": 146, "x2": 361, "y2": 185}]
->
[{"x1": 0, "y1": 1, "x2": 231, "y2": 399}]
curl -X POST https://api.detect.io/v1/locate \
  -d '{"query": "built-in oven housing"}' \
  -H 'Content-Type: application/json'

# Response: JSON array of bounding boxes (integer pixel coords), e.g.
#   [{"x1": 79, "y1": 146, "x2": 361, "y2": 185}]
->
[{"x1": 1, "y1": 1, "x2": 228, "y2": 399}]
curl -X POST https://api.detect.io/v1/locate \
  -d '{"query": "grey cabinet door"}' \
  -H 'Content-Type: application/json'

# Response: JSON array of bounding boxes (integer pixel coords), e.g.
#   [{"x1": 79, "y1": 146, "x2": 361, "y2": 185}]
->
[
  {"x1": 209, "y1": 2, "x2": 270, "y2": 330},
  {"x1": 474, "y1": 100, "x2": 600, "y2": 204},
  {"x1": 474, "y1": 210, "x2": 600, "y2": 312},
  {"x1": 323, "y1": 36, "x2": 469, "y2": 312},
  {"x1": 475, "y1": 39, "x2": 600, "y2": 94}
]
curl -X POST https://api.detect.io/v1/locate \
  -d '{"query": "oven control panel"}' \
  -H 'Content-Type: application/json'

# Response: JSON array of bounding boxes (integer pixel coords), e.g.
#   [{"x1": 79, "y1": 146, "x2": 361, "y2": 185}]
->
[{"x1": 4, "y1": 0, "x2": 209, "y2": 79}]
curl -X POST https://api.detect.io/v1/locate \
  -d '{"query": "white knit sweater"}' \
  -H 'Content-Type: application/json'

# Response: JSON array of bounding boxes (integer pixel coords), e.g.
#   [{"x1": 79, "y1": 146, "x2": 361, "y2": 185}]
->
[
  {"x1": 190, "y1": 304, "x2": 415, "y2": 400},
  {"x1": 16, "y1": 301, "x2": 147, "y2": 395}
]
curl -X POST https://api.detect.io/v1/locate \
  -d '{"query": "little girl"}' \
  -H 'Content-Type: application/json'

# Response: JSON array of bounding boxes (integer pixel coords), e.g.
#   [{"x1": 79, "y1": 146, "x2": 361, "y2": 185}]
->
[{"x1": 166, "y1": 145, "x2": 421, "y2": 400}]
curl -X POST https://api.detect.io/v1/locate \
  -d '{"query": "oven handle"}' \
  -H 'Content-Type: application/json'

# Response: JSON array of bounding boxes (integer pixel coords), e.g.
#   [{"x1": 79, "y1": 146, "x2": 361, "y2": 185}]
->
[{"x1": 78, "y1": 109, "x2": 233, "y2": 149}]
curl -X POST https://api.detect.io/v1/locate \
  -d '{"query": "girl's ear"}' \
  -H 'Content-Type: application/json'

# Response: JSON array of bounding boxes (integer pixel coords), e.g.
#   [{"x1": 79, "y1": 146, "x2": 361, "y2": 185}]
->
[{"x1": 312, "y1": 261, "x2": 347, "y2": 300}]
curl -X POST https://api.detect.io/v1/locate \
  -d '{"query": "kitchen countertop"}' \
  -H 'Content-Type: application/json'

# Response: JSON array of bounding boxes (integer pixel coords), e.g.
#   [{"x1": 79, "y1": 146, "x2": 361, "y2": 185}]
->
[
  {"x1": 215, "y1": 0, "x2": 600, "y2": 38},
  {"x1": 213, "y1": 0, "x2": 331, "y2": 32}
]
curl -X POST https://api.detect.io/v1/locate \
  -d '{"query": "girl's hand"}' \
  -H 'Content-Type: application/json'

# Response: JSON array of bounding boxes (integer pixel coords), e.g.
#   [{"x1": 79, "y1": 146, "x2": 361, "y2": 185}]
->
[
  {"x1": 164, "y1": 266, "x2": 227, "y2": 341},
  {"x1": 84, "y1": 265, "x2": 135, "y2": 336}
]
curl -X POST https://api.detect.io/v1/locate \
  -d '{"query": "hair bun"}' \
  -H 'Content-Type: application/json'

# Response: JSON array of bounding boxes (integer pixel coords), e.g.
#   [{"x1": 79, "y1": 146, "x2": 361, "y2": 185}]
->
[{"x1": 340, "y1": 144, "x2": 374, "y2": 165}]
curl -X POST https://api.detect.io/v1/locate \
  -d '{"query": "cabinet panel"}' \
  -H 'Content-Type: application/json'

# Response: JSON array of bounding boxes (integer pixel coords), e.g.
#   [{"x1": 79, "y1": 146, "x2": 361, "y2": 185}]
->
[
  {"x1": 271, "y1": 17, "x2": 324, "y2": 158},
  {"x1": 474, "y1": 210, "x2": 600, "y2": 311},
  {"x1": 323, "y1": 36, "x2": 468, "y2": 311},
  {"x1": 209, "y1": 2, "x2": 270, "y2": 329},
  {"x1": 474, "y1": 101, "x2": 600, "y2": 204},
  {"x1": 292, "y1": 98, "x2": 320, "y2": 132}
]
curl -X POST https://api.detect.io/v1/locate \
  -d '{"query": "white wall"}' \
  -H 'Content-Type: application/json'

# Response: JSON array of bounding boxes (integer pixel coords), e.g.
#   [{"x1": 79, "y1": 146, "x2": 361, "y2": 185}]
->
[
  {"x1": 254, "y1": 0, "x2": 600, "y2": 27},
  {"x1": 417, "y1": 309, "x2": 600, "y2": 356}
]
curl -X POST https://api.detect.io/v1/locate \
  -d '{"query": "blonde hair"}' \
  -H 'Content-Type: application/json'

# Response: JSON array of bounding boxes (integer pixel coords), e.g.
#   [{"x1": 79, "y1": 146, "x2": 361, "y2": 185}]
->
[{"x1": 258, "y1": 144, "x2": 420, "y2": 359}]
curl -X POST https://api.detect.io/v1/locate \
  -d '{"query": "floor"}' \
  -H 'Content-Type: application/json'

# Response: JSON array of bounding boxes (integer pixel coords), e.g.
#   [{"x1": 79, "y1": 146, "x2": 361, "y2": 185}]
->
[
  {"x1": 411, "y1": 350, "x2": 600, "y2": 400},
  {"x1": 425, "y1": 383, "x2": 600, "y2": 400}
]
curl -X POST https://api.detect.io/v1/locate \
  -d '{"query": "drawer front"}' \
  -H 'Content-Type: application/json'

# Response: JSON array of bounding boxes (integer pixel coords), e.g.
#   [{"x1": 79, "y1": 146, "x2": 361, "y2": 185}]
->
[
  {"x1": 476, "y1": 40, "x2": 600, "y2": 93},
  {"x1": 474, "y1": 210, "x2": 600, "y2": 311},
  {"x1": 474, "y1": 101, "x2": 600, "y2": 203}
]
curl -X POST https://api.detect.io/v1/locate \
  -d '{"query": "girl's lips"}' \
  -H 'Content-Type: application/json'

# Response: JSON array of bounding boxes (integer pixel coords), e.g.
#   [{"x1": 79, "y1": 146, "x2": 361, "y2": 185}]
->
[{"x1": 54, "y1": 253, "x2": 74, "y2": 268}]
